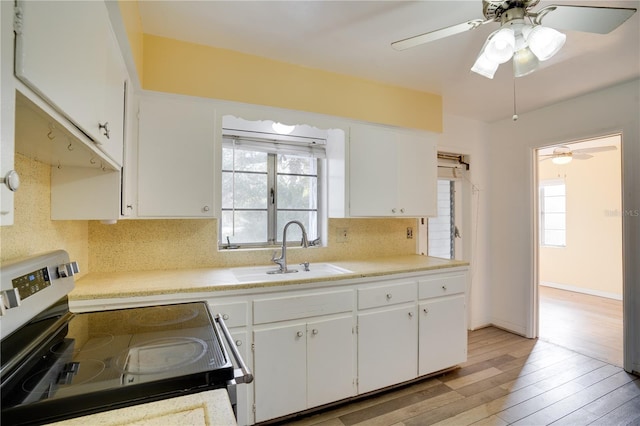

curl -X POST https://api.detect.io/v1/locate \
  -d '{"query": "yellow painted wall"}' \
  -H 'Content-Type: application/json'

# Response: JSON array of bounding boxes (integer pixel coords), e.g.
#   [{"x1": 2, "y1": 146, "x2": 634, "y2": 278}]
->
[
  {"x1": 117, "y1": 0, "x2": 144, "y2": 86},
  {"x1": 538, "y1": 136, "x2": 622, "y2": 297},
  {"x1": 117, "y1": 0, "x2": 442, "y2": 131},
  {"x1": 142, "y1": 34, "x2": 442, "y2": 132}
]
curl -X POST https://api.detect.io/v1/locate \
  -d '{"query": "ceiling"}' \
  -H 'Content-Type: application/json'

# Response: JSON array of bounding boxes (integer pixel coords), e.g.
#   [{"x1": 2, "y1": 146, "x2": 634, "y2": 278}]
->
[{"x1": 137, "y1": 0, "x2": 640, "y2": 123}]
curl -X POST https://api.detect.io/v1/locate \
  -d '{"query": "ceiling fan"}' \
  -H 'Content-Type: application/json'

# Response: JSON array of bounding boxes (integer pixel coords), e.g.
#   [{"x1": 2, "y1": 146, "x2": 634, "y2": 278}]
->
[
  {"x1": 392, "y1": 0, "x2": 637, "y2": 79},
  {"x1": 539, "y1": 144, "x2": 618, "y2": 164}
]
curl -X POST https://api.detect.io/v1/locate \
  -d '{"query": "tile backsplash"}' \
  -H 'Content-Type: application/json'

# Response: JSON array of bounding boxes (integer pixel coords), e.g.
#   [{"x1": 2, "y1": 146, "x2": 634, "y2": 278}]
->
[{"x1": 1, "y1": 155, "x2": 418, "y2": 274}]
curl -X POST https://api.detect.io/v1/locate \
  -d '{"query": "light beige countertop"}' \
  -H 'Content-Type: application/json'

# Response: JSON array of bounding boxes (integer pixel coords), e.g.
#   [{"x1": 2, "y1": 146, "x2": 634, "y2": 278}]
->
[
  {"x1": 71, "y1": 255, "x2": 469, "y2": 301},
  {"x1": 48, "y1": 389, "x2": 236, "y2": 426}
]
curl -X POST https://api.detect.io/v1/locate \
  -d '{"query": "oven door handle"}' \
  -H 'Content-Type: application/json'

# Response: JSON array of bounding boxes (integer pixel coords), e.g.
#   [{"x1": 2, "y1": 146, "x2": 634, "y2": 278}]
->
[{"x1": 215, "y1": 314, "x2": 254, "y2": 384}]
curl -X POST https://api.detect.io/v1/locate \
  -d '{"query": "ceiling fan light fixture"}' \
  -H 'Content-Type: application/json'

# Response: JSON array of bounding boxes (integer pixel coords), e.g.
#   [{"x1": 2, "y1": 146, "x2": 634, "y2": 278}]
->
[
  {"x1": 526, "y1": 25, "x2": 566, "y2": 61},
  {"x1": 513, "y1": 47, "x2": 539, "y2": 77},
  {"x1": 485, "y1": 28, "x2": 516, "y2": 63},
  {"x1": 471, "y1": 52, "x2": 499, "y2": 78},
  {"x1": 552, "y1": 154, "x2": 572, "y2": 165}
]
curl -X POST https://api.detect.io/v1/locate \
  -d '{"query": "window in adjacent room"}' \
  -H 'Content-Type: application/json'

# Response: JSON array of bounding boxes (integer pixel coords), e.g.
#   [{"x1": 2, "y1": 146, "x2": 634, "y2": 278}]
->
[
  {"x1": 539, "y1": 179, "x2": 566, "y2": 247},
  {"x1": 220, "y1": 135, "x2": 325, "y2": 249}
]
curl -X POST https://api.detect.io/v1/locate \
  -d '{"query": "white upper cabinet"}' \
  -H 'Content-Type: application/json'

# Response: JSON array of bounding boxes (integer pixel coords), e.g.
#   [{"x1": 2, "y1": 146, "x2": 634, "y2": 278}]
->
[
  {"x1": 349, "y1": 123, "x2": 437, "y2": 217},
  {"x1": 137, "y1": 93, "x2": 216, "y2": 218},
  {"x1": 14, "y1": 0, "x2": 126, "y2": 166}
]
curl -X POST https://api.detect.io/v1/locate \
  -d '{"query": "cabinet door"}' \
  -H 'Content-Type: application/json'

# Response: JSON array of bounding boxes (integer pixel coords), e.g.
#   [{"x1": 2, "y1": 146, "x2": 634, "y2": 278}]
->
[
  {"x1": 349, "y1": 124, "x2": 397, "y2": 216},
  {"x1": 14, "y1": 0, "x2": 125, "y2": 165},
  {"x1": 396, "y1": 131, "x2": 437, "y2": 217},
  {"x1": 349, "y1": 124, "x2": 436, "y2": 217},
  {"x1": 418, "y1": 295, "x2": 467, "y2": 376},
  {"x1": 253, "y1": 323, "x2": 306, "y2": 423},
  {"x1": 307, "y1": 316, "x2": 355, "y2": 408},
  {"x1": 357, "y1": 305, "x2": 418, "y2": 393},
  {"x1": 137, "y1": 95, "x2": 215, "y2": 217}
]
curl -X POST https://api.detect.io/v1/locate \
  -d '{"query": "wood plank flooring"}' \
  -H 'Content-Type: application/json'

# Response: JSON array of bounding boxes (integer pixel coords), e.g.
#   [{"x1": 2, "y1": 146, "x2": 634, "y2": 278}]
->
[
  {"x1": 274, "y1": 327, "x2": 639, "y2": 426},
  {"x1": 539, "y1": 286, "x2": 623, "y2": 367}
]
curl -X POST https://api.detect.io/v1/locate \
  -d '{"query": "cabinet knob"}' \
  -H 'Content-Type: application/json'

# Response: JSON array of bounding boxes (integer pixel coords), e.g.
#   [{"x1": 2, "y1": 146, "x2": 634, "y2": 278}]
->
[
  {"x1": 386, "y1": 293, "x2": 392, "y2": 300},
  {"x1": 235, "y1": 340, "x2": 242, "y2": 347},
  {"x1": 391, "y1": 208, "x2": 397, "y2": 214},
  {"x1": 400, "y1": 208, "x2": 405, "y2": 213},
  {"x1": 312, "y1": 329, "x2": 319, "y2": 335},
  {"x1": 98, "y1": 122, "x2": 110, "y2": 140},
  {"x1": 423, "y1": 308, "x2": 429, "y2": 315},
  {"x1": 442, "y1": 285, "x2": 447, "y2": 291},
  {"x1": 222, "y1": 314, "x2": 229, "y2": 320},
  {"x1": 203, "y1": 205, "x2": 210, "y2": 212},
  {"x1": 1, "y1": 170, "x2": 20, "y2": 192},
  {"x1": 296, "y1": 331, "x2": 304, "y2": 338},
  {"x1": 408, "y1": 312, "x2": 413, "y2": 318}
]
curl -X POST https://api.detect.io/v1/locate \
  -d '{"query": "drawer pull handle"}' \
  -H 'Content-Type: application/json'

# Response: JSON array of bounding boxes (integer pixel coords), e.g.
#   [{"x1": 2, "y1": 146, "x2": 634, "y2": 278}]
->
[
  {"x1": 442, "y1": 285, "x2": 447, "y2": 291},
  {"x1": 222, "y1": 314, "x2": 230, "y2": 320},
  {"x1": 312, "y1": 329, "x2": 319, "y2": 335},
  {"x1": 386, "y1": 293, "x2": 392, "y2": 300},
  {"x1": 296, "y1": 331, "x2": 304, "y2": 338}
]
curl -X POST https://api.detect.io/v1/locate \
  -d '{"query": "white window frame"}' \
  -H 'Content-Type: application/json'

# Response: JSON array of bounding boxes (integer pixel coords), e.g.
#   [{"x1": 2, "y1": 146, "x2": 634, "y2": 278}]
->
[
  {"x1": 220, "y1": 135, "x2": 325, "y2": 249},
  {"x1": 539, "y1": 179, "x2": 567, "y2": 247}
]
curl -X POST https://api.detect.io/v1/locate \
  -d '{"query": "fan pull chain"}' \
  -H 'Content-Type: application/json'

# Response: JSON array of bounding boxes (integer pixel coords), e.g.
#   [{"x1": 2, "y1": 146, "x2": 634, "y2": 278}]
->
[{"x1": 512, "y1": 77, "x2": 519, "y2": 122}]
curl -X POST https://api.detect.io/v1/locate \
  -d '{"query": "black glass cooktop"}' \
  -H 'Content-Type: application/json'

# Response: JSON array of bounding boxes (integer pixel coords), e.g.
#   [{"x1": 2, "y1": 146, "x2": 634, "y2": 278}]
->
[{"x1": 1, "y1": 302, "x2": 233, "y2": 425}]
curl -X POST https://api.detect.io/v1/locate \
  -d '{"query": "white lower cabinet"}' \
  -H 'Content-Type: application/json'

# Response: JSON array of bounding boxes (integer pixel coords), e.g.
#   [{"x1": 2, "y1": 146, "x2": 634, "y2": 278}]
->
[
  {"x1": 253, "y1": 315, "x2": 354, "y2": 423},
  {"x1": 357, "y1": 305, "x2": 418, "y2": 394},
  {"x1": 418, "y1": 272, "x2": 467, "y2": 376}
]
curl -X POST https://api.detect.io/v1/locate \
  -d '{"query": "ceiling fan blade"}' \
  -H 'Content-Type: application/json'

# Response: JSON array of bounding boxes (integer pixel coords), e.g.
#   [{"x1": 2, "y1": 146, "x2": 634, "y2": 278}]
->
[
  {"x1": 572, "y1": 153, "x2": 594, "y2": 160},
  {"x1": 534, "y1": 5, "x2": 637, "y2": 34},
  {"x1": 572, "y1": 145, "x2": 618, "y2": 154},
  {"x1": 391, "y1": 19, "x2": 490, "y2": 51}
]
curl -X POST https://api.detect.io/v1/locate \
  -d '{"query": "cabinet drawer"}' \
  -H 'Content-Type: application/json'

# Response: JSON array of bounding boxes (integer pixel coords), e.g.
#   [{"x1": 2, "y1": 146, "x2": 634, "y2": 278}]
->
[
  {"x1": 358, "y1": 281, "x2": 416, "y2": 310},
  {"x1": 419, "y1": 273, "x2": 466, "y2": 299},
  {"x1": 254, "y1": 290, "x2": 353, "y2": 325},
  {"x1": 209, "y1": 301, "x2": 248, "y2": 328}
]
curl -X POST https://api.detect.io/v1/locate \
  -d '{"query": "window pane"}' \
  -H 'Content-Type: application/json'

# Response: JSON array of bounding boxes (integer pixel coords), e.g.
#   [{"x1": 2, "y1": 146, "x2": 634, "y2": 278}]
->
[
  {"x1": 277, "y1": 155, "x2": 317, "y2": 175},
  {"x1": 544, "y1": 184, "x2": 565, "y2": 196},
  {"x1": 544, "y1": 212, "x2": 565, "y2": 230},
  {"x1": 544, "y1": 230, "x2": 566, "y2": 246},
  {"x1": 544, "y1": 196, "x2": 565, "y2": 213},
  {"x1": 223, "y1": 147, "x2": 268, "y2": 172},
  {"x1": 221, "y1": 210, "x2": 268, "y2": 244},
  {"x1": 276, "y1": 211, "x2": 318, "y2": 243},
  {"x1": 222, "y1": 172, "x2": 268, "y2": 209},
  {"x1": 277, "y1": 175, "x2": 317, "y2": 209}
]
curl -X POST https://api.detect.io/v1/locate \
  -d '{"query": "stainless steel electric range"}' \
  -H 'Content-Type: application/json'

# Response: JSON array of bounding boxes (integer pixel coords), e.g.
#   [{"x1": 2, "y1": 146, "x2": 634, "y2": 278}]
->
[{"x1": 0, "y1": 250, "x2": 252, "y2": 425}]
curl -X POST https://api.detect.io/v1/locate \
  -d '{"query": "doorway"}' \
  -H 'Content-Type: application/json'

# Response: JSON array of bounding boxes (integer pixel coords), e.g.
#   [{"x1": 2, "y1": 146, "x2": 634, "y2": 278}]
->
[{"x1": 535, "y1": 134, "x2": 623, "y2": 366}]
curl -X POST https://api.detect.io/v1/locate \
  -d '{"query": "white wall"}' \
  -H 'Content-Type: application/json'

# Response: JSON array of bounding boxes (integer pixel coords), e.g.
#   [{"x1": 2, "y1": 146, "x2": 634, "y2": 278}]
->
[
  {"x1": 439, "y1": 114, "x2": 491, "y2": 330},
  {"x1": 487, "y1": 79, "x2": 640, "y2": 373}
]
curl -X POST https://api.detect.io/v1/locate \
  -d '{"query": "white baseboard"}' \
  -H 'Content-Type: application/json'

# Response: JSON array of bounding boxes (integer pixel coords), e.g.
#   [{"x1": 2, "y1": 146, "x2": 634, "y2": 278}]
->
[{"x1": 540, "y1": 281, "x2": 622, "y2": 301}]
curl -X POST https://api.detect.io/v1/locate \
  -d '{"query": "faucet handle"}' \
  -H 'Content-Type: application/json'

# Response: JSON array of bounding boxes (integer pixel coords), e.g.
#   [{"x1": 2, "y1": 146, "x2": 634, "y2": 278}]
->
[{"x1": 300, "y1": 262, "x2": 310, "y2": 272}]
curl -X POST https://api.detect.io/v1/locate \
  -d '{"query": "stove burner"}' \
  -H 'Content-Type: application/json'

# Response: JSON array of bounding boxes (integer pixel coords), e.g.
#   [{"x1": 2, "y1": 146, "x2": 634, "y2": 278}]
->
[
  {"x1": 116, "y1": 337, "x2": 208, "y2": 375},
  {"x1": 131, "y1": 305, "x2": 200, "y2": 327}
]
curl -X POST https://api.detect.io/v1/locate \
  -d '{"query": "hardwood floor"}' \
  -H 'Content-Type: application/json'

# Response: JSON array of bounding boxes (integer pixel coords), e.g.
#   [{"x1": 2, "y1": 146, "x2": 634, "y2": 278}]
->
[
  {"x1": 275, "y1": 327, "x2": 639, "y2": 426},
  {"x1": 539, "y1": 285, "x2": 623, "y2": 367}
]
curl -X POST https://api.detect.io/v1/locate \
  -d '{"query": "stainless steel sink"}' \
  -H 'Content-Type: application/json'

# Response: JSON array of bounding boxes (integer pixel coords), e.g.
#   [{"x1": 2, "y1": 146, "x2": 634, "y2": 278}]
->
[{"x1": 231, "y1": 263, "x2": 352, "y2": 283}]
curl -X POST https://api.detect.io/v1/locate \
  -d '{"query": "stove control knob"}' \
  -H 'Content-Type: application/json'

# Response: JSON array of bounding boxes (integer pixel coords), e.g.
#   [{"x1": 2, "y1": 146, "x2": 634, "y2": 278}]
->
[
  {"x1": 2, "y1": 288, "x2": 21, "y2": 309},
  {"x1": 57, "y1": 261, "x2": 79, "y2": 278}
]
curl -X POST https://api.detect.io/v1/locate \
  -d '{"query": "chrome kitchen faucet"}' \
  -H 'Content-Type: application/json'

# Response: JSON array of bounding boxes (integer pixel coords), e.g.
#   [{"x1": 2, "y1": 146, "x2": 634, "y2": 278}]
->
[{"x1": 268, "y1": 220, "x2": 309, "y2": 274}]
